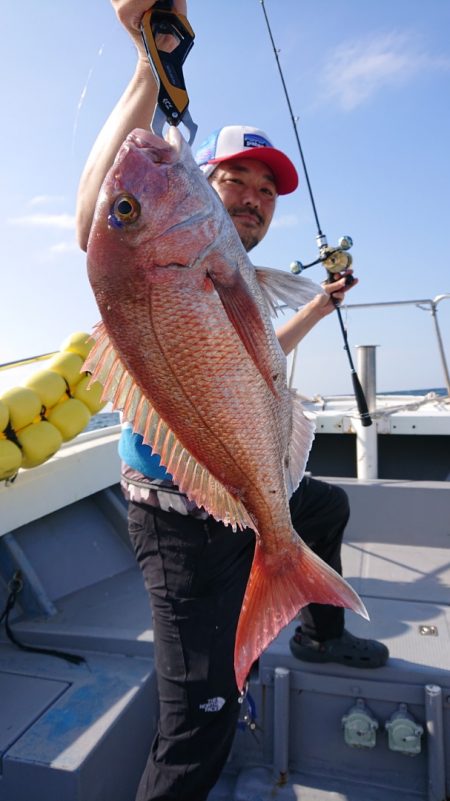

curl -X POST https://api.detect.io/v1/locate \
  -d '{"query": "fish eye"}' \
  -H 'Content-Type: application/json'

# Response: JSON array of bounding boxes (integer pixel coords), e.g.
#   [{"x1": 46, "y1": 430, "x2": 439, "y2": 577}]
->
[{"x1": 111, "y1": 193, "x2": 141, "y2": 224}]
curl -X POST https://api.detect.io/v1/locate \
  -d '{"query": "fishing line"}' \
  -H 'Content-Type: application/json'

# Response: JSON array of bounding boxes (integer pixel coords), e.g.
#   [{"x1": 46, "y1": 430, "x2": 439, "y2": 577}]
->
[
  {"x1": 71, "y1": 44, "x2": 105, "y2": 158},
  {"x1": 259, "y1": 1, "x2": 323, "y2": 239},
  {"x1": 259, "y1": 0, "x2": 372, "y2": 426}
]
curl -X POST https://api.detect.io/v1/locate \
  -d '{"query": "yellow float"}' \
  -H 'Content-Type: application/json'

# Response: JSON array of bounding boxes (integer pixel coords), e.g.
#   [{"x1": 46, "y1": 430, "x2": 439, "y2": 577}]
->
[
  {"x1": 47, "y1": 351, "x2": 85, "y2": 391},
  {"x1": 24, "y1": 370, "x2": 67, "y2": 409},
  {"x1": 47, "y1": 397, "x2": 92, "y2": 442},
  {"x1": 60, "y1": 331, "x2": 93, "y2": 361},
  {"x1": 73, "y1": 374, "x2": 105, "y2": 414},
  {"x1": 17, "y1": 420, "x2": 63, "y2": 469},
  {"x1": 1, "y1": 386, "x2": 42, "y2": 431},
  {"x1": 0, "y1": 439, "x2": 23, "y2": 480},
  {"x1": 0, "y1": 398, "x2": 9, "y2": 432},
  {"x1": 0, "y1": 331, "x2": 107, "y2": 480}
]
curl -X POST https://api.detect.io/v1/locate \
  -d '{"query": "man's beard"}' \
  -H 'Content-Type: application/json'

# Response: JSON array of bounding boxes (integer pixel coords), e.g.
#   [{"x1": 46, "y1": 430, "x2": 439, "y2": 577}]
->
[
  {"x1": 240, "y1": 231, "x2": 259, "y2": 252},
  {"x1": 229, "y1": 205, "x2": 264, "y2": 252}
]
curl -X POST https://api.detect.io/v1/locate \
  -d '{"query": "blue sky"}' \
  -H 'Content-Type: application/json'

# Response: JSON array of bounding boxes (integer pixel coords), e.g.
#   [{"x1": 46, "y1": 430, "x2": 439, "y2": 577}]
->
[{"x1": 1, "y1": 0, "x2": 449, "y2": 396}]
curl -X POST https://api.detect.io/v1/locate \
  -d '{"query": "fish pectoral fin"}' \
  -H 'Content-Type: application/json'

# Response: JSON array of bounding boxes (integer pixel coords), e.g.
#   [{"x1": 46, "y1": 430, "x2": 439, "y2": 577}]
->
[
  {"x1": 234, "y1": 537, "x2": 369, "y2": 692},
  {"x1": 254, "y1": 266, "x2": 325, "y2": 317},
  {"x1": 207, "y1": 256, "x2": 278, "y2": 396},
  {"x1": 84, "y1": 322, "x2": 257, "y2": 533},
  {"x1": 285, "y1": 390, "x2": 316, "y2": 497}
]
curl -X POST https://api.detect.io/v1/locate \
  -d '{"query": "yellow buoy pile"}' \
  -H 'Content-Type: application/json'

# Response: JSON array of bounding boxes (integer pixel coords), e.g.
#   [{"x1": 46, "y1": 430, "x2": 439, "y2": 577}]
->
[{"x1": 0, "y1": 333, "x2": 106, "y2": 481}]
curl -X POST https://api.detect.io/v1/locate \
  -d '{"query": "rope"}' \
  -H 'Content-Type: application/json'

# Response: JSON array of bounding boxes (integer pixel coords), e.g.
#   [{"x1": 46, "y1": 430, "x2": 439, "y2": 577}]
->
[
  {"x1": 0, "y1": 571, "x2": 85, "y2": 665},
  {"x1": 0, "y1": 352, "x2": 57, "y2": 372},
  {"x1": 299, "y1": 392, "x2": 449, "y2": 419},
  {"x1": 369, "y1": 392, "x2": 450, "y2": 420}
]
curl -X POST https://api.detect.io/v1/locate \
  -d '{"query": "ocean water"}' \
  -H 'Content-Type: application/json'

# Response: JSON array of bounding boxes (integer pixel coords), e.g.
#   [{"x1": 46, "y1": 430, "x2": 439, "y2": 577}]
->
[
  {"x1": 380, "y1": 387, "x2": 447, "y2": 397},
  {"x1": 86, "y1": 411, "x2": 120, "y2": 431}
]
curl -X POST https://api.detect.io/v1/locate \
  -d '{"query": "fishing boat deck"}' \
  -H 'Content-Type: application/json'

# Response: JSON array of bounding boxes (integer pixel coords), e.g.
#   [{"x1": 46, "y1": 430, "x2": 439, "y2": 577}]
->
[{"x1": 0, "y1": 424, "x2": 449, "y2": 801}]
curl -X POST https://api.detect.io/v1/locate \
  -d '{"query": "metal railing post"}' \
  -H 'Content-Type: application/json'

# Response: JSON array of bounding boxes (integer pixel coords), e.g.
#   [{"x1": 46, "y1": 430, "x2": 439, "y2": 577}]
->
[{"x1": 429, "y1": 296, "x2": 450, "y2": 396}]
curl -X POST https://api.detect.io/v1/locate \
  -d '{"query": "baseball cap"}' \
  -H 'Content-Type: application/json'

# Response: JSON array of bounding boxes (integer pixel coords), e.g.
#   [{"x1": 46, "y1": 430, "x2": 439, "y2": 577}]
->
[{"x1": 194, "y1": 125, "x2": 298, "y2": 195}]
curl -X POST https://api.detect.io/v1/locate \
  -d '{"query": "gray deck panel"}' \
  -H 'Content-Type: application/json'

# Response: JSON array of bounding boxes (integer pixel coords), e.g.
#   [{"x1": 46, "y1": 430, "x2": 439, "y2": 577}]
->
[
  {"x1": 0, "y1": 646, "x2": 156, "y2": 801},
  {"x1": 5, "y1": 568, "x2": 154, "y2": 657},
  {"x1": 9, "y1": 497, "x2": 136, "y2": 602},
  {"x1": 0, "y1": 672, "x2": 68, "y2": 757},
  {"x1": 233, "y1": 766, "x2": 426, "y2": 800},
  {"x1": 334, "y1": 479, "x2": 450, "y2": 549},
  {"x1": 342, "y1": 540, "x2": 450, "y2": 604}
]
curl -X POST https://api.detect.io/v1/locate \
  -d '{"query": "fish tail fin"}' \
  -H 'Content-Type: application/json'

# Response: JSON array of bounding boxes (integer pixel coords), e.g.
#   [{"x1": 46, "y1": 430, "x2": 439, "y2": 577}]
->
[{"x1": 234, "y1": 535, "x2": 368, "y2": 691}]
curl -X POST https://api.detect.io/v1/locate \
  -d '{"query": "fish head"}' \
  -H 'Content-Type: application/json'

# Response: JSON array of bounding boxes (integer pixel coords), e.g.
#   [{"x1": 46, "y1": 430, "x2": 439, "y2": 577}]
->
[{"x1": 87, "y1": 126, "x2": 223, "y2": 293}]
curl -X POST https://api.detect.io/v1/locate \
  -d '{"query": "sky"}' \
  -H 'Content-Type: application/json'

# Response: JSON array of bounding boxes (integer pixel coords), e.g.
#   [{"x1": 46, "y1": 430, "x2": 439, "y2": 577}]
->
[{"x1": 1, "y1": 0, "x2": 450, "y2": 397}]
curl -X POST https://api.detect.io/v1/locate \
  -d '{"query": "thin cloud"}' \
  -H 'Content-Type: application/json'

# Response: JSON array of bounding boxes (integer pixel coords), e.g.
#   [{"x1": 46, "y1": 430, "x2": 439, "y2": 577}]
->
[
  {"x1": 320, "y1": 31, "x2": 450, "y2": 111},
  {"x1": 271, "y1": 213, "x2": 299, "y2": 229},
  {"x1": 7, "y1": 213, "x2": 75, "y2": 230},
  {"x1": 28, "y1": 194, "x2": 66, "y2": 207},
  {"x1": 49, "y1": 241, "x2": 79, "y2": 254}
]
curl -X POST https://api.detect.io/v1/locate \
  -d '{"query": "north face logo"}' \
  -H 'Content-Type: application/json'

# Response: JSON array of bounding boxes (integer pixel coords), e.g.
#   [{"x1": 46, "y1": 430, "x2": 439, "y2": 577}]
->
[{"x1": 199, "y1": 697, "x2": 226, "y2": 712}]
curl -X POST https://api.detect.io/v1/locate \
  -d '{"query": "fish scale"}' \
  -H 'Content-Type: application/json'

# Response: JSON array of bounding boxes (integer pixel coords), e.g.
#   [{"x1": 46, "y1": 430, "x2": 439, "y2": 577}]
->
[{"x1": 129, "y1": 282, "x2": 286, "y2": 527}]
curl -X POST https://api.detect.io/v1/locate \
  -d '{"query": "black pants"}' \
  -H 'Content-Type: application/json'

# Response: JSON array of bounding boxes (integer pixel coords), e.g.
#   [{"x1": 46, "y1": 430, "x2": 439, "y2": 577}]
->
[{"x1": 128, "y1": 475, "x2": 349, "y2": 801}]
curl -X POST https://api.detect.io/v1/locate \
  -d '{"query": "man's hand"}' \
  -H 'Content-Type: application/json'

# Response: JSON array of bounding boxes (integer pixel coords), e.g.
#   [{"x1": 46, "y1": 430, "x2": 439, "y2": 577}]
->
[
  {"x1": 112, "y1": 0, "x2": 188, "y2": 60},
  {"x1": 275, "y1": 269, "x2": 358, "y2": 355},
  {"x1": 313, "y1": 269, "x2": 358, "y2": 319}
]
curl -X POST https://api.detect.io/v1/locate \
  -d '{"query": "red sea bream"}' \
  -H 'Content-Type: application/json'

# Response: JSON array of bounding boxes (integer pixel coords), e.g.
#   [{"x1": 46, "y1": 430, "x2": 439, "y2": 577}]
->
[{"x1": 84, "y1": 126, "x2": 368, "y2": 690}]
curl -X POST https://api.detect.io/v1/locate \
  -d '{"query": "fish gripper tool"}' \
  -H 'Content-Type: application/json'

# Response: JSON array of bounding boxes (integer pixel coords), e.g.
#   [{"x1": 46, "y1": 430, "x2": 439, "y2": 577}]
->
[{"x1": 140, "y1": 1, "x2": 197, "y2": 144}]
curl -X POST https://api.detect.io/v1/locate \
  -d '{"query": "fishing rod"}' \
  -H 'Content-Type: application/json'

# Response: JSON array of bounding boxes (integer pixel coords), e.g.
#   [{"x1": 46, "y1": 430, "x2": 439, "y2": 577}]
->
[{"x1": 260, "y1": 0, "x2": 372, "y2": 427}]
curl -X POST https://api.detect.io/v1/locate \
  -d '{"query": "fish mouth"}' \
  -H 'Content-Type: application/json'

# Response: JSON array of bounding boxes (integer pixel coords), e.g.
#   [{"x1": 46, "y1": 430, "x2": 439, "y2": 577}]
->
[{"x1": 123, "y1": 127, "x2": 182, "y2": 165}]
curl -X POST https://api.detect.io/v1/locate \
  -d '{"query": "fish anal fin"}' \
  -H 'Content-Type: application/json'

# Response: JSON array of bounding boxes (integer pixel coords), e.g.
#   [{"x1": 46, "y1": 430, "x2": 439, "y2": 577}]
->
[
  {"x1": 173, "y1": 452, "x2": 257, "y2": 533},
  {"x1": 207, "y1": 256, "x2": 278, "y2": 396},
  {"x1": 234, "y1": 537, "x2": 368, "y2": 691}
]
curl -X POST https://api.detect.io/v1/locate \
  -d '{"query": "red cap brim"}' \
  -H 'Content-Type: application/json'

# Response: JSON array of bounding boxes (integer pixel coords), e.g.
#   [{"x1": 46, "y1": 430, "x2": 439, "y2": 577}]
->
[{"x1": 208, "y1": 146, "x2": 299, "y2": 195}]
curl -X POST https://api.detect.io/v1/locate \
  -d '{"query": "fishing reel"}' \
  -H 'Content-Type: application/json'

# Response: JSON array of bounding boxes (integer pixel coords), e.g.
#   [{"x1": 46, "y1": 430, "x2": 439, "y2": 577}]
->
[{"x1": 290, "y1": 235, "x2": 354, "y2": 285}]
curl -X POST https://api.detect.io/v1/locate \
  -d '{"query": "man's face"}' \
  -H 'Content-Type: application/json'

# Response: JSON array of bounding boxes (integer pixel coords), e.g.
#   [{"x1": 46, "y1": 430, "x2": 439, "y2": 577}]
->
[{"x1": 209, "y1": 158, "x2": 277, "y2": 252}]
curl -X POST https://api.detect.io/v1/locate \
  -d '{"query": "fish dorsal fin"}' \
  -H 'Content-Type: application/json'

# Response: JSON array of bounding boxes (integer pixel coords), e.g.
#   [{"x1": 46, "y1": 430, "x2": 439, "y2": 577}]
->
[
  {"x1": 254, "y1": 266, "x2": 325, "y2": 317},
  {"x1": 285, "y1": 390, "x2": 316, "y2": 497},
  {"x1": 84, "y1": 322, "x2": 257, "y2": 532}
]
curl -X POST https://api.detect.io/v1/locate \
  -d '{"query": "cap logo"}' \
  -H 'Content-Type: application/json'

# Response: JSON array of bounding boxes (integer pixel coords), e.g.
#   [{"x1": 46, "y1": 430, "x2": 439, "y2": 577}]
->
[{"x1": 243, "y1": 133, "x2": 272, "y2": 149}]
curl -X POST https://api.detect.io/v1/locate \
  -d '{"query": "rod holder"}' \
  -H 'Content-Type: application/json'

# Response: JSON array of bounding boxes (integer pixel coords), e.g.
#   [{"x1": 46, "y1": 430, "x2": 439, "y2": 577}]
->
[
  {"x1": 425, "y1": 684, "x2": 446, "y2": 801},
  {"x1": 273, "y1": 667, "x2": 290, "y2": 782},
  {"x1": 355, "y1": 346, "x2": 378, "y2": 479}
]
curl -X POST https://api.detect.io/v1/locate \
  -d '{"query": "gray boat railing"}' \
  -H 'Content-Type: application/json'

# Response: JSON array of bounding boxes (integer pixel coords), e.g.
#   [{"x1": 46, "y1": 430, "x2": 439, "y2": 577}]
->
[
  {"x1": 344, "y1": 294, "x2": 450, "y2": 397},
  {"x1": 290, "y1": 294, "x2": 450, "y2": 396}
]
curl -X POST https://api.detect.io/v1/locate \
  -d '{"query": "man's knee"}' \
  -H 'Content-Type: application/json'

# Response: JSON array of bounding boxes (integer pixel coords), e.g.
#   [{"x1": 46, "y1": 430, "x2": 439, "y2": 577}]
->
[{"x1": 328, "y1": 483, "x2": 350, "y2": 524}]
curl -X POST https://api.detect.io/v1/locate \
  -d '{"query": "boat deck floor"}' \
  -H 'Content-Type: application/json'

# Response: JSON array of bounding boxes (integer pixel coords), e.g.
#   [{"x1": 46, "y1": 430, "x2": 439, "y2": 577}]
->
[
  {"x1": 7, "y1": 543, "x2": 450, "y2": 683},
  {"x1": 0, "y1": 477, "x2": 449, "y2": 800},
  {"x1": 210, "y1": 767, "x2": 418, "y2": 801}
]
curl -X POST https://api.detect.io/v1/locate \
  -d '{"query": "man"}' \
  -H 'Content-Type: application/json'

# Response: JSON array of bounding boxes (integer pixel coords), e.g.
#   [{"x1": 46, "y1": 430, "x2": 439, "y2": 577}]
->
[{"x1": 76, "y1": 3, "x2": 388, "y2": 799}]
